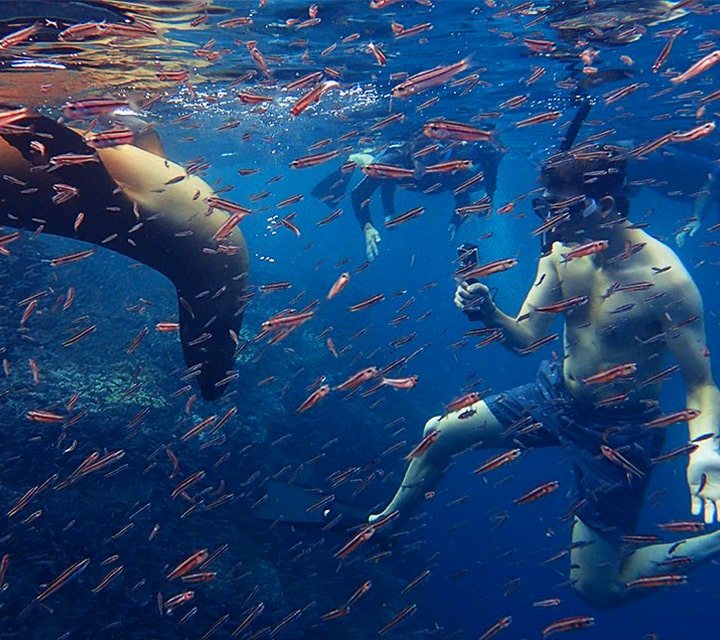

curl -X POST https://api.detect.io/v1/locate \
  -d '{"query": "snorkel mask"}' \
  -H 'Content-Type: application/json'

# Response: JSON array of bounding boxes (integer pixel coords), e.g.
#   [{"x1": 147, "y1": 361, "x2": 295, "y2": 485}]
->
[
  {"x1": 532, "y1": 194, "x2": 598, "y2": 255},
  {"x1": 532, "y1": 195, "x2": 597, "y2": 221}
]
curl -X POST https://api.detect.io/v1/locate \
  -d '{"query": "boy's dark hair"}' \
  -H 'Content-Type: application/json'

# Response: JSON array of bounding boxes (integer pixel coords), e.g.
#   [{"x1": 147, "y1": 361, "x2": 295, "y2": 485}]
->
[{"x1": 541, "y1": 143, "x2": 628, "y2": 206}]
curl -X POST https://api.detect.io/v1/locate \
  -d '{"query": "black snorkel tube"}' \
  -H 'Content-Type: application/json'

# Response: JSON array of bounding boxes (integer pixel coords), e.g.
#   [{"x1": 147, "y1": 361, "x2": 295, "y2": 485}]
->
[
  {"x1": 558, "y1": 94, "x2": 593, "y2": 153},
  {"x1": 539, "y1": 93, "x2": 594, "y2": 255}
]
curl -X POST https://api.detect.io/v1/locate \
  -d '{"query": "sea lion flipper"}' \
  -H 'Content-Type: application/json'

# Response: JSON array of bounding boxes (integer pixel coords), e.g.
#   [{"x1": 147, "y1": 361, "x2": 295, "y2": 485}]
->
[
  {"x1": 0, "y1": 113, "x2": 250, "y2": 401},
  {"x1": 2, "y1": 112, "x2": 94, "y2": 165},
  {"x1": 177, "y1": 289, "x2": 245, "y2": 401}
]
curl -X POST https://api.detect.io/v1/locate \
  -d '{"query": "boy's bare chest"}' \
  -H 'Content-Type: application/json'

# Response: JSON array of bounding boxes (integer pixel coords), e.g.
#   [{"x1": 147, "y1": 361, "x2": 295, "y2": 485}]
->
[{"x1": 557, "y1": 257, "x2": 664, "y2": 343}]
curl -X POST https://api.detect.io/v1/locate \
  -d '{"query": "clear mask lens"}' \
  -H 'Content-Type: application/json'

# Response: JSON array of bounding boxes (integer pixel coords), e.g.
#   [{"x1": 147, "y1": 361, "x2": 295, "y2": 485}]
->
[{"x1": 532, "y1": 196, "x2": 597, "y2": 220}]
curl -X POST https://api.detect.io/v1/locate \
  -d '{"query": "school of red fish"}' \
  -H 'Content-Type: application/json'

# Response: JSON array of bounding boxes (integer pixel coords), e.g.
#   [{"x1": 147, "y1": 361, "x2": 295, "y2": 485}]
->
[{"x1": 0, "y1": 1, "x2": 719, "y2": 639}]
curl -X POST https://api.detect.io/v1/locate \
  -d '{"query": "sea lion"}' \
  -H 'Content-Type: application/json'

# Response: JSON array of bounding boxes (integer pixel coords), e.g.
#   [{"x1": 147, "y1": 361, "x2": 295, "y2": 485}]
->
[{"x1": 0, "y1": 111, "x2": 249, "y2": 401}]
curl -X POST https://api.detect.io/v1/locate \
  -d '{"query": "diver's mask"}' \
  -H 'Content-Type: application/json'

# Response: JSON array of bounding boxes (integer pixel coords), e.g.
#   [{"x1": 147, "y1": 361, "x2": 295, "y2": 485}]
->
[
  {"x1": 532, "y1": 194, "x2": 597, "y2": 256},
  {"x1": 531, "y1": 195, "x2": 597, "y2": 221}
]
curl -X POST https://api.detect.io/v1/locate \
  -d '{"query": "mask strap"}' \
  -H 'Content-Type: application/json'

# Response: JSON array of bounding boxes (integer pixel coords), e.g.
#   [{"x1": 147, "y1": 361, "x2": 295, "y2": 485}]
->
[{"x1": 583, "y1": 199, "x2": 598, "y2": 217}]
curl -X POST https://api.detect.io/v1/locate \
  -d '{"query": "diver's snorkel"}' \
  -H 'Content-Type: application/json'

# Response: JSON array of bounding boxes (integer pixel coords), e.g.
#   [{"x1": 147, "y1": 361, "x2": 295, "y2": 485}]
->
[
  {"x1": 539, "y1": 94, "x2": 594, "y2": 255},
  {"x1": 558, "y1": 94, "x2": 593, "y2": 153}
]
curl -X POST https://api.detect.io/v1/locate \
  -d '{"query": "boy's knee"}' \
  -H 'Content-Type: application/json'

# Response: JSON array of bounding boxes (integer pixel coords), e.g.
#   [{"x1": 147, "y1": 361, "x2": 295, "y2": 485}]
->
[
  {"x1": 571, "y1": 576, "x2": 622, "y2": 609},
  {"x1": 423, "y1": 415, "x2": 441, "y2": 437}
]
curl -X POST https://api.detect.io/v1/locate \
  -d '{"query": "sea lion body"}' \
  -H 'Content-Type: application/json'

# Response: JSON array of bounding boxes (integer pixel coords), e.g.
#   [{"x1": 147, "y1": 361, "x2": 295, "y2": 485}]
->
[{"x1": 0, "y1": 113, "x2": 249, "y2": 400}]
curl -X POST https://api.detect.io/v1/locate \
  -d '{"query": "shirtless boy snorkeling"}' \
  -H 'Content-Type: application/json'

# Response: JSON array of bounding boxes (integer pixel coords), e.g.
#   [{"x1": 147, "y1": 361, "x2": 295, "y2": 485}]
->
[{"x1": 370, "y1": 144, "x2": 720, "y2": 607}]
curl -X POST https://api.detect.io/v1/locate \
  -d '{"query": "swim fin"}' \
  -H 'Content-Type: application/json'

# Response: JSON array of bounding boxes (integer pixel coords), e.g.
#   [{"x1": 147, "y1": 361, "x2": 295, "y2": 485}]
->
[
  {"x1": 310, "y1": 165, "x2": 354, "y2": 208},
  {"x1": 251, "y1": 480, "x2": 368, "y2": 530}
]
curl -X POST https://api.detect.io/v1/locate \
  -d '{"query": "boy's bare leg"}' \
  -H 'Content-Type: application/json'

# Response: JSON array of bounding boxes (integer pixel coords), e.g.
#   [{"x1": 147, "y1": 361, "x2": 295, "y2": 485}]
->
[
  {"x1": 369, "y1": 400, "x2": 508, "y2": 522},
  {"x1": 571, "y1": 517, "x2": 720, "y2": 607}
]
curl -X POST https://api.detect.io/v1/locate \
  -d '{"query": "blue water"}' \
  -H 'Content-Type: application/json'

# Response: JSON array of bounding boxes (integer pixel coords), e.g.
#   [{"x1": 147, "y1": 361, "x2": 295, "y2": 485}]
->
[{"x1": 1, "y1": 1, "x2": 720, "y2": 638}]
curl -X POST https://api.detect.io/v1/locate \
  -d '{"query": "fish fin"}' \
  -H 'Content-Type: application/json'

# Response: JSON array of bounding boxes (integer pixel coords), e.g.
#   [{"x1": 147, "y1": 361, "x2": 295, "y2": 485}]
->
[{"x1": 251, "y1": 480, "x2": 368, "y2": 529}]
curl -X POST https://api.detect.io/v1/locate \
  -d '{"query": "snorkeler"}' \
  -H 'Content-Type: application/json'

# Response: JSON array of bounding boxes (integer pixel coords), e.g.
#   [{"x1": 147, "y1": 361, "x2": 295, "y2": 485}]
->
[
  {"x1": 369, "y1": 144, "x2": 720, "y2": 608},
  {"x1": 624, "y1": 142, "x2": 720, "y2": 246},
  {"x1": 341, "y1": 134, "x2": 503, "y2": 262}
]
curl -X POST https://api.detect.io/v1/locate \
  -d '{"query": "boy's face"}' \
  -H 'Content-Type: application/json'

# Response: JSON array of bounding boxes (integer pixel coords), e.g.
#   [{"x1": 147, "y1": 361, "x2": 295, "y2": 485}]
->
[{"x1": 533, "y1": 186, "x2": 603, "y2": 244}]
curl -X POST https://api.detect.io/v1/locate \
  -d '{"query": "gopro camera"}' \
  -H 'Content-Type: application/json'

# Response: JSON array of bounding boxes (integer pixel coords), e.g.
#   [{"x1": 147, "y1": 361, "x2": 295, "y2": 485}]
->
[
  {"x1": 457, "y1": 242, "x2": 478, "y2": 269},
  {"x1": 456, "y1": 242, "x2": 479, "y2": 284}
]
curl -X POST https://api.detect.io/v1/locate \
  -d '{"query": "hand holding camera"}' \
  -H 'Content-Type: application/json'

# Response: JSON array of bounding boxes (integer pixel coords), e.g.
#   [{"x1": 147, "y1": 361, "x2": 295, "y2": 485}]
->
[{"x1": 455, "y1": 280, "x2": 495, "y2": 317}]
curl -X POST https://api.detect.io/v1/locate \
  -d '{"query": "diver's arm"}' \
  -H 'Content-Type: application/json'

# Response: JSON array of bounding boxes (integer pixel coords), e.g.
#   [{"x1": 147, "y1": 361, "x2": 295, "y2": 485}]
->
[
  {"x1": 448, "y1": 190, "x2": 470, "y2": 238},
  {"x1": 352, "y1": 174, "x2": 383, "y2": 260},
  {"x1": 481, "y1": 151, "x2": 500, "y2": 204},
  {"x1": 677, "y1": 169, "x2": 719, "y2": 246},
  {"x1": 691, "y1": 171, "x2": 717, "y2": 233},
  {"x1": 661, "y1": 274, "x2": 720, "y2": 442},
  {"x1": 454, "y1": 252, "x2": 561, "y2": 351}
]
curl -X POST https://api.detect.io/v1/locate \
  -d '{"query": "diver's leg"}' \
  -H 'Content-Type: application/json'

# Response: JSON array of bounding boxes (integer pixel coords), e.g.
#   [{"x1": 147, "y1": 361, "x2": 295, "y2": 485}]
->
[
  {"x1": 570, "y1": 518, "x2": 626, "y2": 608},
  {"x1": 570, "y1": 516, "x2": 720, "y2": 607},
  {"x1": 619, "y1": 525, "x2": 720, "y2": 585},
  {"x1": 369, "y1": 400, "x2": 511, "y2": 522},
  {"x1": 370, "y1": 361, "x2": 564, "y2": 523}
]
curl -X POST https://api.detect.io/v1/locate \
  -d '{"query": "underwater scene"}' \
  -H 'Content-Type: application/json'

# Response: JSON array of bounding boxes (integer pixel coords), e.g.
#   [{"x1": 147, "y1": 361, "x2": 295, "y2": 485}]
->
[{"x1": 1, "y1": 1, "x2": 720, "y2": 638}]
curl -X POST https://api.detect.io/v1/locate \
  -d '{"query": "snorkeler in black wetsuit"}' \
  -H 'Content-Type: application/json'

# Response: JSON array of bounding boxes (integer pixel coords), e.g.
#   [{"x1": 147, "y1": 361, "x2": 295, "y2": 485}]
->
[
  {"x1": 349, "y1": 136, "x2": 503, "y2": 261},
  {"x1": 625, "y1": 143, "x2": 720, "y2": 246}
]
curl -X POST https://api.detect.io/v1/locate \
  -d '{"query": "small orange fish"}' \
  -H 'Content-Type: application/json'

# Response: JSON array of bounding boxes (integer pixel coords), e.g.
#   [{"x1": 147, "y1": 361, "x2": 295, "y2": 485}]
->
[
  {"x1": 156, "y1": 322, "x2": 180, "y2": 332},
  {"x1": 290, "y1": 80, "x2": 339, "y2": 116},
  {"x1": 335, "y1": 367, "x2": 379, "y2": 392},
  {"x1": 670, "y1": 49, "x2": 720, "y2": 84},
  {"x1": 515, "y1": 111, "x2": 562, "y2": 128},
  {"x1": 297, "y1": 384, "x2": 330, "y2": 413},
  {"x1": 348, "y1": 293, "x2": 385, "y2": 312},
  {"x1": 26, "y1": 410, "x2": 65, "y2": 423},
  {"x1": 246, "y1": 40, "x2": 271, "y2": 78},
  {"x1": 367, "y1": 42, "x2": 386, "y2": 66},
  {"x1": 391, "y1": 57, "x2": 471, "y2": 99},
  {"x1": 625, "y1": 574, "x2": 688, "y2": 589},
  {"x1": 478, "y1": 615, "x2": 512, "y2": 640},
  {"x1": 334, "y1": 524, "x2": 375, "y2": 559},
  {"x1": 327, "y1": 272, "x2": 350, "y2": 299},
  {"x1": 381, "y1": 375, "x2": 418, "y2": 389},
  {"x1": 514, "y1": 480, "x2": 559, "y2": 505},
  {"x1": 582, "y1": 363, "x2": 637, "y2": 385},
  {"x1": 422, "y1": 120, "x2": 493, "y2": 142},
  {"x1": 404, "y1": 429, "x2": 440, "y2": 461},
  {"x1": 563, "y1": 240, "x2": 609, "y2": 261},
  {"x1": 163, "y1": 590, "x2": 195, "y2": 614},
  {"x1": 289, "y1": 149, "x2": 340, "y2": 169},
  {"x1": 542, "y1": 616, "x2": 594, "y2": 638},
  {"x1": 166, "y1": 550, "x2": 208, "y2": 581},
  {"x1": 344, "y1": 579, "x2": 373, "y2": 608},
  {"x1": 320, "y1": 606, "x2": 350, "y2": 621},
  {"x1": 644, "y1": 408, "x2": 700, "y2": 428},
  {"x1": 669, "y1": 121, "x2": 716, "y2": 143},
  {"x1": 474, "y1": 448, "x2": 521, "y2": 474},
  {"x1": 657, "y1": 521, "x2": 705, "y2": 533},
  {"x1": 28, "y1": 358, "x2": 40, "y2": 384},
  {"x1": 444, "y1": 391, "x2": 481, "y2": 414},
  {"x1": 326, "y1": 337, "x2": 338, "y2": 357}
]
